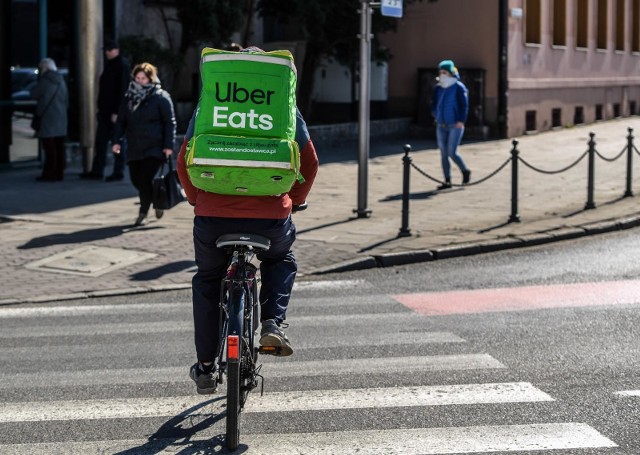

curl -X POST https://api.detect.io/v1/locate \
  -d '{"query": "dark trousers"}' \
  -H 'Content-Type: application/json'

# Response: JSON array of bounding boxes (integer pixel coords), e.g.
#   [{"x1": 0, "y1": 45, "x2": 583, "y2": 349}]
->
[
  {"x1": 90, "y1": 116, "x2": 126, "y2": 177},
  {"x1": 192, "y1": 216, "x2": 297, "y2": 362},
  {"x1": 128, "y1": 157, "x2": 164, "y2": 215},
  {"x1": 40, "y1": 137, "x2": 66, "y2": 180}
]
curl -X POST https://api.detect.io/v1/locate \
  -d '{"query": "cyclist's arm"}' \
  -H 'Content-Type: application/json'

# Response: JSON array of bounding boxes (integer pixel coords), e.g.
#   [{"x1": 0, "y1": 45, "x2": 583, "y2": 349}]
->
[
  {"x1": 288, "y1": 139, "x2": 318, "y2": 205},
  {"x1": 288, "y1": 109, "x2": 319, "y2": 205}
]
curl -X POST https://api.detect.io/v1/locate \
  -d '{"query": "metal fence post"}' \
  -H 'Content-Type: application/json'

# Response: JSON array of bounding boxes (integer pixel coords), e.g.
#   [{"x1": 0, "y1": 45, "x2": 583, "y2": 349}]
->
[
  {"x1": 625, "y1": 127, "x2": 634, "y2": 198},
  {"x1": 398, "y1": 144, "x2": 412, "y2": 237},
  {"x1": 585, "y1": 132, "x2": 596, "y2": 209},
  {"x1": 509, "y1": 139, "x2": 521, "y2": 223}
]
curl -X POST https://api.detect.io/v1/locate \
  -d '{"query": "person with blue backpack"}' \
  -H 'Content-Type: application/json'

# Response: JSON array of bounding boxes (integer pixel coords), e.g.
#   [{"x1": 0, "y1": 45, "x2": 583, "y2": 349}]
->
[{"x1": 431, "y1": 59, "x2": 471, "y2": 190}]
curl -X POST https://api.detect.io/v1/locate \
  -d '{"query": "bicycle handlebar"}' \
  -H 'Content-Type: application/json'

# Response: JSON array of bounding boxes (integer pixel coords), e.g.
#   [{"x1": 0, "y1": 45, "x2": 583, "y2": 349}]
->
[{"x1": 292, "y1": 202, "x2": 308, "y2": 213}]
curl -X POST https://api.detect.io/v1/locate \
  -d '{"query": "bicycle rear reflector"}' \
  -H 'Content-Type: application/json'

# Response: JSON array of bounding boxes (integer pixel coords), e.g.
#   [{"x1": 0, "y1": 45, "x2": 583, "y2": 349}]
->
[{"x1": 228, "y1": 335, "x2": 239, "y2": 360}]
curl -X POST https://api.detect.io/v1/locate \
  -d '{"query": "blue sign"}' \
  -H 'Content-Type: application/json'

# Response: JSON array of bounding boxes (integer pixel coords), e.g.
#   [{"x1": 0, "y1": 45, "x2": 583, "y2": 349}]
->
[{"x1": 381, "y1": 0, "x2": 403, "y2": 18}]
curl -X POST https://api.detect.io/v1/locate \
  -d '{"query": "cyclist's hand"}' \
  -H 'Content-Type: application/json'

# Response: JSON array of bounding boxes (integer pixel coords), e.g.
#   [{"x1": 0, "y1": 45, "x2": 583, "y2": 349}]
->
[{"x1": 292, "y1": 202, "x2": 308, "y2": 213}]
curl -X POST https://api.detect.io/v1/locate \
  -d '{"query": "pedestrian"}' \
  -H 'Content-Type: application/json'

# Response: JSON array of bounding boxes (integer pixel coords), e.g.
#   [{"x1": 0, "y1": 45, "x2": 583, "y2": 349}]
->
[
  {"x1": 81, "y1": 38, "x2": 130, "y2": 181},
  {"x1": 112, "y1": 62, "x2": 176, "y2": 227},
  {"x1": 30, "y1": 57, "x2": 69, "y2": 182},
  {"x1": 176, "y1": 46, "x2": 319, "y2": 395},
  {"x1": 431, "y1": 59, "x2": 471, "y2": 190}
]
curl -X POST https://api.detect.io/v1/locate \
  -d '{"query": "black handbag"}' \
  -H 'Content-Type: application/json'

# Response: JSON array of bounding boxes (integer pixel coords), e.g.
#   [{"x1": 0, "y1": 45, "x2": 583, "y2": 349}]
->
[
  {"x1": 30, "y1": 115, "x2": 41, "y2": 132},
  {"x1": 152, "y1": 158, "x2": 186, "y2": 210}
]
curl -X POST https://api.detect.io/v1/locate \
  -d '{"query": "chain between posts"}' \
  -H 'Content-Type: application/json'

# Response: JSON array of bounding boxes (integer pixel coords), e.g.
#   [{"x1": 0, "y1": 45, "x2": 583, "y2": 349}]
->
[
  {"x1": 518, "y1": 151, "x2": 588, "y2": 174},
  {"x1": 398, "y1": 127, "x2": 637, "y2": 234},
  {"x1": 410, "y1": 157, "x2": 511, "y2": 187}
]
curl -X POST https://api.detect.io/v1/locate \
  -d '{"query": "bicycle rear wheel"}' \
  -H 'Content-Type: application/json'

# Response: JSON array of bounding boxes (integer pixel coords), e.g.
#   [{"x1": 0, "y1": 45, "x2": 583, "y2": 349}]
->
[
  {"x1": 226, "y1": 351, "x2": 241, "y2": 450},
  {"x1": 225, "y1": 287, "x2": 244, "y2": 451}
]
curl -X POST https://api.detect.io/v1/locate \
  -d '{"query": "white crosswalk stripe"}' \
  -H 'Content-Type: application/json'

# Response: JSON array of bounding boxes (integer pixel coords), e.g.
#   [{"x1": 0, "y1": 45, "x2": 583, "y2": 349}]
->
[
  {"x1": 0, "y1": 424, "x2": 617, "y2": 454},
  {"x1": 0, "y1": 285, "x2": 620, "y2": 453},
  {"x1": 0, "y1": 382, "x2": 553, "y2": 423}
]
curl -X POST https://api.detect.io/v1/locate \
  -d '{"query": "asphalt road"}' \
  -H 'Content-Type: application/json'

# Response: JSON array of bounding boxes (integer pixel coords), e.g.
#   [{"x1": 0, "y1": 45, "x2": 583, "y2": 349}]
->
[{"x1": 0, "y1": 229, "x2": 638, "y2": 454}]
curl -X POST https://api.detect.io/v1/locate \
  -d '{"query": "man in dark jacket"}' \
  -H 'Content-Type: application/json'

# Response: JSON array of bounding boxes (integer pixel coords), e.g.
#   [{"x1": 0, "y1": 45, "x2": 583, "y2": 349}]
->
[
  {"x1": 81, "y1": 39, "x2": 130, "y2": 181},
  {"x1": 177, "y1": 47, "x2": 318, "y2": 394}
]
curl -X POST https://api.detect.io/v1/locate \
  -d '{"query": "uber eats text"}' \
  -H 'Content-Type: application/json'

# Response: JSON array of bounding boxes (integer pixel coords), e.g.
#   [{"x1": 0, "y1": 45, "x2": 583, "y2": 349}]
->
[{"x1": 212, "y1": 82, "x2": 275, "y2": 131}]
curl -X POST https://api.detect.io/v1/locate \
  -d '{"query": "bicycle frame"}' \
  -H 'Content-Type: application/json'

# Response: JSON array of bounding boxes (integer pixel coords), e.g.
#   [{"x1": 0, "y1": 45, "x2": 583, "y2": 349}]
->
[{"x1": 214, "y1": 233, "x2": 270, "y2": 451}]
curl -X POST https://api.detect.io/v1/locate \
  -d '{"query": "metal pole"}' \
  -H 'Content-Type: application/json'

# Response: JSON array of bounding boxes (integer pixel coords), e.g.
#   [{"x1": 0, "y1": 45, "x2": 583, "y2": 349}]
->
[
  {"x1": 39, "y1": 0, "x2": 48, "y2": 61},
  {"x1": 77, "y1": 0, "x2": 102, "y2": 173},
  {"x1": 509, "y1": 139, "x2": 520, "y2": 223},
  {"x1": 585, "y1": 132, "x2": 596, "y2": 209},
  {"x1": 0, "y1": 0, "x2": 12, "y2": 165},
  {"x1": 399, "y1": 144, "x2": 412, "y2": 237},
  {"x1": 625, "y1": 127, "x2": 634, "y2": 197},
  {"x1": 355, "y1": 0, "x2": 372, "y2": 218}
]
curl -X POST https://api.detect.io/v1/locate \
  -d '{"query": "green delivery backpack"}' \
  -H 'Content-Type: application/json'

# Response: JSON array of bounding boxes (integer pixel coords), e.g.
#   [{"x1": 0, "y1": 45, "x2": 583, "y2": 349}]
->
[{"x1": 185, "y1": 47, "x2": 303, "y2": 196}]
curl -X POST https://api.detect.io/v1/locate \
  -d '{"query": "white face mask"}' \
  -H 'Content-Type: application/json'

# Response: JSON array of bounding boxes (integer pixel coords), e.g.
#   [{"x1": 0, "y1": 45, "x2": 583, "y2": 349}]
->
[{"x1": 438, "y1": 75, "x2": 456, "y2": 88}]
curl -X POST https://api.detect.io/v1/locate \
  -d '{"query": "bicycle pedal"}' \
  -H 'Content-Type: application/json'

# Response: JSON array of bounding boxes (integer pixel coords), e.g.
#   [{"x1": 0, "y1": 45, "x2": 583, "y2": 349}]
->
[{"x1": 258, "y1": 346, "x2": 283, "y2": 355}]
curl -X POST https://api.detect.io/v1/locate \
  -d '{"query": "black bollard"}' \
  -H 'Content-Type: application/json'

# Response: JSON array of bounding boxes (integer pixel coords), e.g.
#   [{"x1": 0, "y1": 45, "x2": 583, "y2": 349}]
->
[
  {"x1": 625, "y1": 127, "x2": 634, "y2": 198},
  {"x1": 509, "y1": 139, "x2": 521, "y2": 223},
  {"x1": 585, "y1": 132, "x2": 596, "y2": 209},
  {"x1": 398, "y1": 144, "x2": 412, "y2": 237}
]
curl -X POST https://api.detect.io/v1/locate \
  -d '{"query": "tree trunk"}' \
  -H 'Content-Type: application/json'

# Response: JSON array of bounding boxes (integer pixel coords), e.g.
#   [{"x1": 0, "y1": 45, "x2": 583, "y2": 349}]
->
[
  {"x1": 242, "y1": 0, "x2": 255, "y2": 47},
  {"x1": 298, "y1": 48, "x2": 320, "y2": 122}
]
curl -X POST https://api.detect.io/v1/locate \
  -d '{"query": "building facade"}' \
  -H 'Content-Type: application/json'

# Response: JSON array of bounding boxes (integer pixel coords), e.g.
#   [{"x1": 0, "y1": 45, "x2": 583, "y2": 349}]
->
[{"x1": 379, "y1": 0, "x2": 640, "y2": 138}]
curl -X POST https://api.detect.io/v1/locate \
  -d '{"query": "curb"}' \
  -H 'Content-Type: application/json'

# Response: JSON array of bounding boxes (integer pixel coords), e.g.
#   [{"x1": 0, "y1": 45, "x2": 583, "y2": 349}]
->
[
  {"x1": 313, "y1": 214, "x2": 640, "y2": 275},
  {"x1": 0, "y1": 283, "x2": 192, "y2": 306}
]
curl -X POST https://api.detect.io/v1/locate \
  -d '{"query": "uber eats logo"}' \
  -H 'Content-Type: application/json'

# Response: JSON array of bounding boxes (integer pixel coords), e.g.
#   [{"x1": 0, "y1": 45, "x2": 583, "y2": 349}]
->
[{"x1": 212, "y1": 82, "x2": 275, "y2": 131}]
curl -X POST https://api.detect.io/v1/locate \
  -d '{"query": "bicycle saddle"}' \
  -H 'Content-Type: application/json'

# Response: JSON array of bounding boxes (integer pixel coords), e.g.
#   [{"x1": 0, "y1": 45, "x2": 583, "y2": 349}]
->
[{"x1": 216, "y1": 233, "x2": 271, "y2": 250}]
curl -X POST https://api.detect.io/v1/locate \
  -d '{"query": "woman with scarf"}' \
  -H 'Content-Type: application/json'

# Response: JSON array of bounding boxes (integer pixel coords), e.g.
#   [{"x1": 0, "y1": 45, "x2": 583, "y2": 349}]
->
[
  {"x1": 112, "y1": 62, "x2": 176, "y2": 226},
  {"x1": 430, "y1": 59, "x2": 471, "y2": 190}
]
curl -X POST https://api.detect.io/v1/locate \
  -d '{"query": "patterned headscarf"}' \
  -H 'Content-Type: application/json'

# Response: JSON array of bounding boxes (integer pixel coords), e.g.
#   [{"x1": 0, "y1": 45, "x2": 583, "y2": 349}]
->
[{"x1": 125, "y1": 81, "x2": 159, "y2": 112}]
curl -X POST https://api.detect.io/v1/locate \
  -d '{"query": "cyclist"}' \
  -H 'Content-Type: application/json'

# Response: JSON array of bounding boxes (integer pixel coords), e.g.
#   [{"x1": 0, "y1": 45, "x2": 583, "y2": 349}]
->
[{"x1": 176, "y1": 49, "x2": 318, "y2": 394}]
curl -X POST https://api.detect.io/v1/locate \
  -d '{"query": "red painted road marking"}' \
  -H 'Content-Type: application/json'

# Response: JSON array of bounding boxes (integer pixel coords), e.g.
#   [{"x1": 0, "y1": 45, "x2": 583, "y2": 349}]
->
[{"x1": 392, "y1": 280, "x2": 640, "y2": 316}]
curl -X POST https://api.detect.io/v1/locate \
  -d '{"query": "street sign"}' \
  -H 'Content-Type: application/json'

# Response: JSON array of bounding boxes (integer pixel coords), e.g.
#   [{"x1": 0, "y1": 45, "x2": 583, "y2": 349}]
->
[{"x1": 381, "y1": 0, "x2": 403, "y2": 18}]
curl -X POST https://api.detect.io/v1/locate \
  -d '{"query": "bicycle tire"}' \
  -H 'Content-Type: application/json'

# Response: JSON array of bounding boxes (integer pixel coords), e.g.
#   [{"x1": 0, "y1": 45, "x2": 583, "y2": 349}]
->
[
  {"x1": 226, "y1": 357, "x2": 241, "y2": 450},
  {"x1": 226, "y1": 287, "x2": 245, "y2": 451}
]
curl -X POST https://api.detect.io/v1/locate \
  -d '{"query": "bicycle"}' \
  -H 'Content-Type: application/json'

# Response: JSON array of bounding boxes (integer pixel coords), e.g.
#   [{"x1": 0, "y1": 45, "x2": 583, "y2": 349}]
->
[{"x1": 214, "y1": 202, "x2": 307, "y2": 451}]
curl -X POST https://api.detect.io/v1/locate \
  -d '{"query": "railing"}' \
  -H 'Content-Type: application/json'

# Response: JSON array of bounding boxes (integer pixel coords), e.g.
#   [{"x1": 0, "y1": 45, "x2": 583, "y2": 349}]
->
[{"x1": 399, "y1": 127, "x2": 638, "y2": 236}]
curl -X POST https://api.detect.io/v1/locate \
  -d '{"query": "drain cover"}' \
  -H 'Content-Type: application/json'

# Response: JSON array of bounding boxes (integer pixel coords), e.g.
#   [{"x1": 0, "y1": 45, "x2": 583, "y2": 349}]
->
[{"x1": 25, "y1": 246, "x2": 157, "y2": 277}]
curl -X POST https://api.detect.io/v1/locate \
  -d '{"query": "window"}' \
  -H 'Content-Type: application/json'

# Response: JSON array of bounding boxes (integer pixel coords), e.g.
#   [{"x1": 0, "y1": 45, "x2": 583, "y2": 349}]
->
[
  {"x1": 574, "y1": 106, "x2": 585, "y2": 124},
  {"x1": 596, "y1": 104, "x2": 604, "y2": 120},
  {"x1": 577, "y1": 0, "x2": 589, "y2": 48},
  {"x1": 552, "y1": 108, "x2": 562, "y2": 127},
  {"x1": 616, "y1": 0, "x2": 625, "y2": 51},
  {"x1": 553, "y1": 0, "x2": 567, "y2": 45},
  {"x1": 526, "y1": 110, "x2": 537, "y2": 132},
  {"x1": 613, "y1": 103, "x2": 621, "y2": 117},
  {"x1": 630, "y1": 100, "x2": 637, "y2": 115},
  {"x1": 526, "y1": 0, "x2": 542, "y2": 44},
  {"x1": 597, "y1": 0, "x2": 608, "y2": 50},
  {"x1": 633, "y1": 0, "x2": 640, "y2": 52}
]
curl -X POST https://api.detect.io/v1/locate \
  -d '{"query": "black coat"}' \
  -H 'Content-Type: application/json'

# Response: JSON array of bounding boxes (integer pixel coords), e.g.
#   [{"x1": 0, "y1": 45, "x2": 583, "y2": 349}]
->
[
  {"x1": 97, "y1": 55, "x2": 130, "y2": 119},
  {"x1": 113, "y1": 89, "x2": 176, "y2": 163}
]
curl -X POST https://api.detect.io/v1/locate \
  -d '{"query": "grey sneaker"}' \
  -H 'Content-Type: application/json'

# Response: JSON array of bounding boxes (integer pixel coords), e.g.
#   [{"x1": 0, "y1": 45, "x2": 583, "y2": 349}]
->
[
  {"x1": 260, "y1": 319, "x2": 293, "y2": 356},
  {"x1": 189, "y1": 362, "x2": 217, "y2": 394}
]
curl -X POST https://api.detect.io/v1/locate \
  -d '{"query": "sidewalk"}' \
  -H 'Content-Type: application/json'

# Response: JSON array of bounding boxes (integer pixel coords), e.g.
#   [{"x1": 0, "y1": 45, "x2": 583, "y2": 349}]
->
[{"x1": 2, "y1": 117, "x2": 640, "y2": 304}]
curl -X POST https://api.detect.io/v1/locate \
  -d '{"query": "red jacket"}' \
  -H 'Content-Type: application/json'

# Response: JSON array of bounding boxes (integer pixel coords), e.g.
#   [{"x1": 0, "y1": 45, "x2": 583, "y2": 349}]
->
[{"x1": 177, "y1": 110, "x2": 318, "y2": 219}]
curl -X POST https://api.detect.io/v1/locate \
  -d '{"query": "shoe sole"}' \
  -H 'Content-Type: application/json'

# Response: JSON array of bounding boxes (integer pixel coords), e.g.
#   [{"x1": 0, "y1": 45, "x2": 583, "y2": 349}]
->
[
  {"x1": 260, "y1": 333, "x2": 293, "y2": 356},
  {"x1": 190, "y1": 371, "x2": 217, "y2": 394}
]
